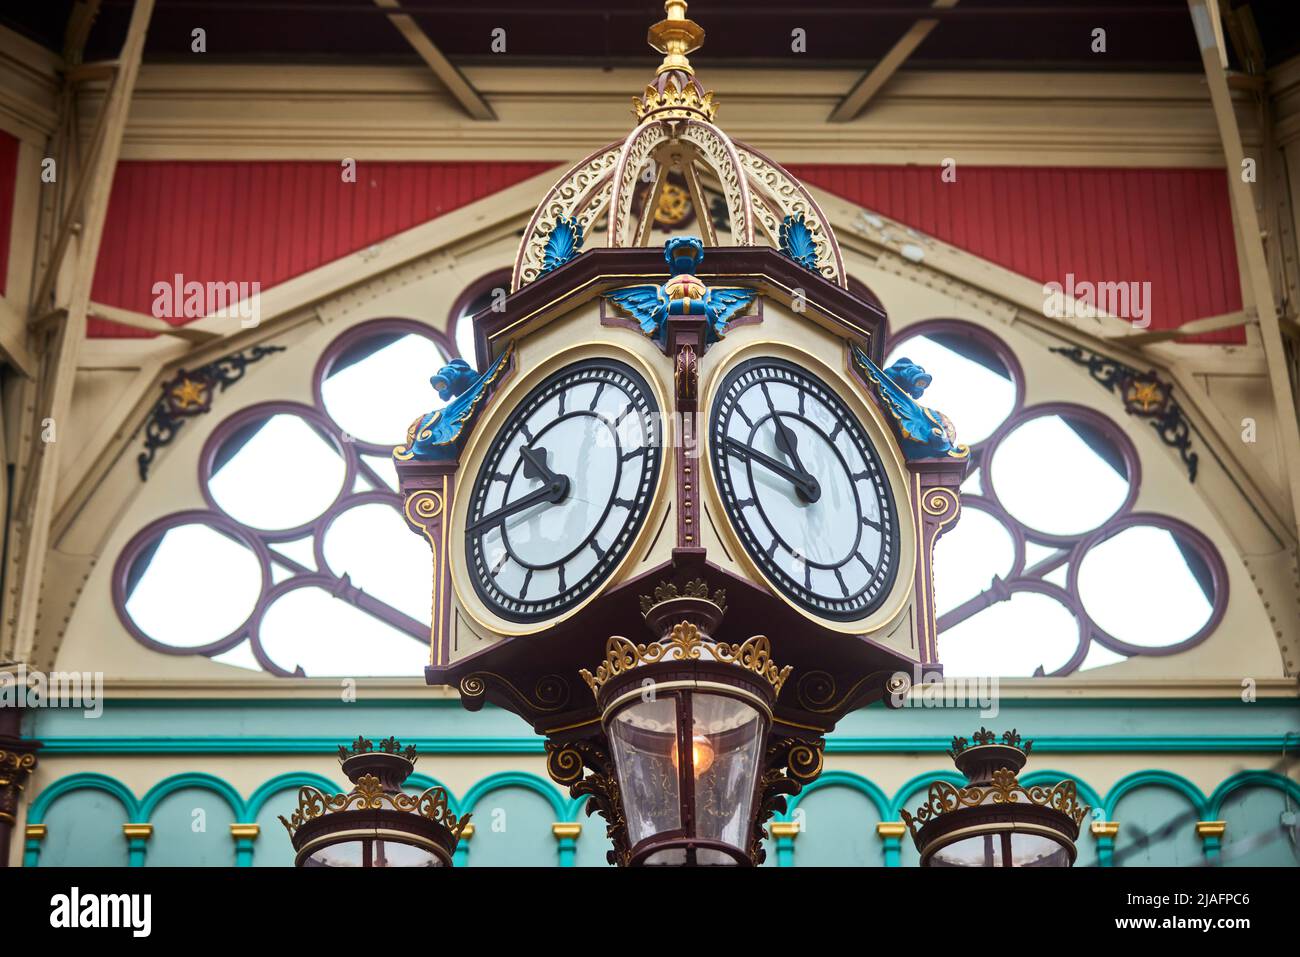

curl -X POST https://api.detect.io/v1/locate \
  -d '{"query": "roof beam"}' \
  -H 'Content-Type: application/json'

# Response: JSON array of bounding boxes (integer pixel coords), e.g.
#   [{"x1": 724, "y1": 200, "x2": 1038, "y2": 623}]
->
[
  {"x1": 87, "y1": 301, "x2": 222, "y2": 344},
  {"x1": 829, "y1": 0, "x2": 958, "y2": 123},
  {"x1": 1187, "y1": 0, "x2": 1300, "y2": 543},
  {"x1": 1112, "y1": 309, "x2": 1251, "y2": 346},
  {"x1": 372, "y1": 0, "x2": 495, "y2": 121},
  {"x1": 2, "y1": 0, "x2": 155, "y2": 667}
]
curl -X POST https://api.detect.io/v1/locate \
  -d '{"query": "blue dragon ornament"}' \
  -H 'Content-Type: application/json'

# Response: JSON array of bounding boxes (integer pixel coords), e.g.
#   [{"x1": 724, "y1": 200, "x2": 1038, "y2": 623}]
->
[
  {"x1": 849, "y1": 342, "x2": 969, "y2": 461},
  {"x1": 393, "y1": 344, "x2": 514, "y2": 463}
]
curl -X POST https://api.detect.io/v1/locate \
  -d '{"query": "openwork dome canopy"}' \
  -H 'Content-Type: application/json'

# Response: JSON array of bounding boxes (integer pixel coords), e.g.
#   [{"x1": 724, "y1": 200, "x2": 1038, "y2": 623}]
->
[{"x1": 511, "y1": 0, "x2": 846, "y2": 292}]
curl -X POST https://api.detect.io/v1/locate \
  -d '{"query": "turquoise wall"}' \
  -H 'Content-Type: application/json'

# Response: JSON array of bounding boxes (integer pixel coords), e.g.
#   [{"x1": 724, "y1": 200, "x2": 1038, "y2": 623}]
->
[{"x1": 22, "y1": 696, "x2": 1300, "y2": 867}]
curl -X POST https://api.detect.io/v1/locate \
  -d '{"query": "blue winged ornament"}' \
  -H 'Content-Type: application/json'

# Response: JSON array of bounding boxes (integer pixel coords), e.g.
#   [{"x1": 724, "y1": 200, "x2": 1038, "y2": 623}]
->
[
  {"x1": 849, "y1": 342, "x2": 969, "y2": 461},
  {"x1": 605, "y1": 237, "x2": 756, "y2": 346}
]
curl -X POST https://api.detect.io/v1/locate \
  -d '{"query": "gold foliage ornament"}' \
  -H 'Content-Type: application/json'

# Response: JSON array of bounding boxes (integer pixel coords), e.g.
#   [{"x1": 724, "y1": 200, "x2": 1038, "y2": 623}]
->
[{"x1": 580, "y1": 628, "x2": 790, "y2": 698}]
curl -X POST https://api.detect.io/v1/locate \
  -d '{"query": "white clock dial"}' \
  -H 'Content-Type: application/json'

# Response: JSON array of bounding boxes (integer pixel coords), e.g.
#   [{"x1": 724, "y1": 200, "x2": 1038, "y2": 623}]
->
[
  {"x1": 465, "y1": 358, "x2": 661, "y2": 622},
  {"x1": 709, "y1": 357, "x2": 899, "y2": 620}
]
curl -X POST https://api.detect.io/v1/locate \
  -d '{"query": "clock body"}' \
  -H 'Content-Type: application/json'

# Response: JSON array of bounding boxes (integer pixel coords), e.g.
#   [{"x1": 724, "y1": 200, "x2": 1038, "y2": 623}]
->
[
  {"x1": 702, "y1": 340, "x2": 914, "y2": 634},
  {"x1": 708, "y1": 355, "x2": 900, "y2": 621},
  {"x1": 459, "y1": 351, "x2": 664, "y2": 626}
]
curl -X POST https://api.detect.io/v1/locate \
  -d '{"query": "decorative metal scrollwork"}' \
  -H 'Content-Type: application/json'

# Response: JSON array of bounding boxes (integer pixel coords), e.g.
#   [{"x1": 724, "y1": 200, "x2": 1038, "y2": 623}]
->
[
  {"x1": 138, "y1": 344, "x2": 284, "y2": 479},
  {"x1": 1050, "y1": 345, "x2": 1199, "y2": 481}
]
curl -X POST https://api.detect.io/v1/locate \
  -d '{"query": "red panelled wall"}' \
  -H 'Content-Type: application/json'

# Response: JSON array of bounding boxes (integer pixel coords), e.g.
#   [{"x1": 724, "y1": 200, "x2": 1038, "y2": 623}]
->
[
  {"x1": 0, "y1": 131, "x2": 19, "y2": 298},
  {"x1": 88, "y1": 160, "x2": 1244, "y2": 344},
  {"x1": 89, "y1": 160, "x2": 554, "y2": 337},
  {"x1": 788, "y1": 164, "x2": 1245, "y2": 345}
]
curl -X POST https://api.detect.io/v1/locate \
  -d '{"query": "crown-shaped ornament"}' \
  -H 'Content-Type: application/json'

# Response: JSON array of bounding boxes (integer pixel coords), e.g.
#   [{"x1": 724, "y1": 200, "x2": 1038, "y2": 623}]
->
[
  {"x1": 946, "y1": 728, "x2": 1034, "y2": 783},
  {"x1": 638, "y1": 577, "x2": 726, "y2": 639},
  {"x1": 633, "y1": 2, "x2": 717, "y2": 123}
]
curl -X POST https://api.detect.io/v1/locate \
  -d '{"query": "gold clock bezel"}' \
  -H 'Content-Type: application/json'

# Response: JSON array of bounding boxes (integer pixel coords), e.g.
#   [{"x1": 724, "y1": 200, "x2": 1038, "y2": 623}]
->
[
  {"x1": 450, "y1": 341, "x2": 673, "y2": 637},
  {"x1": 699, "y1": 338, "x2": 917, "y2": 636}
]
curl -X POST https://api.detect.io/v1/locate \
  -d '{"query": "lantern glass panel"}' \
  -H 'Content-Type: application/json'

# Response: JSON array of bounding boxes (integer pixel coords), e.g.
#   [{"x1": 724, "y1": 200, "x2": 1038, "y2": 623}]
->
[
  {"x1": 1009, "y1": 833, "x2": 1072, "y2": 867},
  {"x1": 930, "y1": 831, "x2": 1071, "y2": 867},
  {"x1": 691, "y1": 693, "x2": 764, "y2": 852},
  {"x1": 609, "y1": 696, "x2": 681, "y2": 846},
  {"x1": 305, "y1": 839, "x2": 366, "y2": 868},
  {"x1": 304, "y1": 837, "x2": 445, "y2": 867}
]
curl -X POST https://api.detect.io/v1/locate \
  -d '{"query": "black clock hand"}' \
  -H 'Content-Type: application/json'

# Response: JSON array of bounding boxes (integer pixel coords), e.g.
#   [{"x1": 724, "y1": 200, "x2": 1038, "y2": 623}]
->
[
  {"x1": 467, "y1": 447, "x2": 571, "y2": 533},
  {"x1": 724, "y1": 437, "x2": 820, "y2": 503},
  {"x1": 771, "y1": 417, "x2": 820, "y2": 503},
  {"x1": 520, "y1": 445, "x2": 558, "y2": 484}
]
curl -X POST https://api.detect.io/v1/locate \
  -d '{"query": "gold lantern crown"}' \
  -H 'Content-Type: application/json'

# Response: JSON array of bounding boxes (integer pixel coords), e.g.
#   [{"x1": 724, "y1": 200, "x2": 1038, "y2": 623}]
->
[{"x1": 633, "y1": 1, "x2": 718, "y2": 123}]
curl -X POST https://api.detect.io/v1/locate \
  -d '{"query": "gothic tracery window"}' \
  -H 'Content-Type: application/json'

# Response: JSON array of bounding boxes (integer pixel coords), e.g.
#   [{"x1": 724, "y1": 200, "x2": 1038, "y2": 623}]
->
[
  {"x1": 885, "y1": 320, "x2": 1226, "y2": 677},
  {"x1": 116, "y1": 319, "x2": 452, "y2": 677}
]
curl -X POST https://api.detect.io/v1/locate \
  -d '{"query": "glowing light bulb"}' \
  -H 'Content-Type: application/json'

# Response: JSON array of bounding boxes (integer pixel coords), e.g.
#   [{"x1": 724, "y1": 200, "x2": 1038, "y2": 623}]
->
[{"x1": 672, "y1": 735, "x2": 716, "y2": 776}]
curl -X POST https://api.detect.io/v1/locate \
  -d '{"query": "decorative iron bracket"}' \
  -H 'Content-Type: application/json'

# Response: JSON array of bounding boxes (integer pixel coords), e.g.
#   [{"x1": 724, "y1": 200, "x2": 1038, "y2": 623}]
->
[{"x1": 1050, "y1": 345, "x2": 1198, "y2": 481}]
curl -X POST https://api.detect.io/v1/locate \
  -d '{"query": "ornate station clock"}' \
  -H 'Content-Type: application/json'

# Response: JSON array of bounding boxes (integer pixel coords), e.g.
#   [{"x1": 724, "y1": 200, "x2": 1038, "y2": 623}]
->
[
  {"x1": 394, "y1": 0, "x2": 971, "y2": 867},
  {"x1": 463, "y1": 357, "x2": 662, "y2": 623},
  {"x1": 708, "y1": 356, "x2": 899, "y2": 621}
]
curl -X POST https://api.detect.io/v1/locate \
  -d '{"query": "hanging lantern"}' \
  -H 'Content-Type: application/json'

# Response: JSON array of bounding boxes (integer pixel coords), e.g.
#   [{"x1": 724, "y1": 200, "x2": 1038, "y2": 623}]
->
[
  {"x1": 279, "y1": 736, "x2": 469, "y2": 868},
  {"x1": 565, "y1": 580, "x2": 808, "y2": 866},
  {"x1": 901, "y1": 728, "x2": 1090, "y2": 867}
]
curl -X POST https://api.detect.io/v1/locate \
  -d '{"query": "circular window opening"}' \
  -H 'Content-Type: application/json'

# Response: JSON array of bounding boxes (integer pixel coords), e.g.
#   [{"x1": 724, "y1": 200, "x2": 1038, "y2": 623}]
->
[
  {"x1": 123, "y1": 521, "x2": 262, "y2": 650},
  {"x1": 206, "y1": 411, "x2": 347, "y2": 532},
  {"x1": 937, "y1": 588, "x2": 1081, "y2": 677},
  {"x1": 931, "y1": 506, "x2": 1016, "y2": 616},
  {"x1": 1077, "y1": 520, "x2": 1220, "y2": 650},
  {"x1": 885, "y1": 323, "x2": 1019, "y2": 445},
  {"x1": 319, "y1": 326, "x2": 446, "y2": 447},
  {"x1": 989, "y1": 408, "x2": 1134, "y2": 539}
]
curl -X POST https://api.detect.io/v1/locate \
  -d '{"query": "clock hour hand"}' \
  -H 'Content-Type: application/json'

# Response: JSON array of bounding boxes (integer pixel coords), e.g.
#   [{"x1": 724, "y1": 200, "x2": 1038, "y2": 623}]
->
[
  {"x1": 724, "y1": 437, "x2": 820, "y2": 503},
  {"x1": 771, "y1": 417, "x2": 819, "y2": 503},
  {"x1": 520, "y1": 445, "x2": 559, "y2": 485},
  {"x1": 467, "y1": 447, "x2": 571, "y2": 534}
]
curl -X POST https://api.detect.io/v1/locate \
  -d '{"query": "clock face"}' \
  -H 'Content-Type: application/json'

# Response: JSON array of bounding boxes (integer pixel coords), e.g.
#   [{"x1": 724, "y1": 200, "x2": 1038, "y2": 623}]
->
[
  {"x1": 465, "y1": 357, "x2": 662, "y2": 623},
  {"x1": 708, "y1": 357, "x2": 899, "y2": 621}
]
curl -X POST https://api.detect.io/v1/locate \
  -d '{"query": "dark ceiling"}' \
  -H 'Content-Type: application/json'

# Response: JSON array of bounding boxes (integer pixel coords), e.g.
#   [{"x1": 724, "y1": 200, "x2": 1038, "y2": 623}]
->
[{"x1": 2, "y1": 1, "x2": 1297, "y2": 73}]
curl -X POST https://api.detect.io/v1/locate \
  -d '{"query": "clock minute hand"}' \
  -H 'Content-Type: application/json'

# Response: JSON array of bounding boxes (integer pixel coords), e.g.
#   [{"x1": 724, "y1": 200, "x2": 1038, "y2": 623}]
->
[
  {"x1": 724, "y1": 438, "x2": 820, "y2": 503},
  {"x1": 467, "y1": 450, "x2": 571, "y2": 534}
]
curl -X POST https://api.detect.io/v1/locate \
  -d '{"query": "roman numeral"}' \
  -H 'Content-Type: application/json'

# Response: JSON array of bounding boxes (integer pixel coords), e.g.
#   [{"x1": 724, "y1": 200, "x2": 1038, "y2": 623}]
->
[{"x1": 589, "y1": 382, "x2": 605, "y2": 411}]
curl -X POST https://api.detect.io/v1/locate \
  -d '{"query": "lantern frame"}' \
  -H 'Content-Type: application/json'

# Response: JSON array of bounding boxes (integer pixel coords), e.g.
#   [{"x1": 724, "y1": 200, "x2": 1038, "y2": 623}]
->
[
  {"x1": 901, "y1": 729, "x2": 1090, "y2": 868},
  {"x1": 279, "y1": 737, "x2": 469, "y2": 868}
]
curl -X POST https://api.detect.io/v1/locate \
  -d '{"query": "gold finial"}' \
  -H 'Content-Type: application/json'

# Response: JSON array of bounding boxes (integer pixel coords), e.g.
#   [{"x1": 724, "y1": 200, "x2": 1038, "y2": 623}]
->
[{"x1": 648, "y1": 0, "x2": 705, "y2": 76}]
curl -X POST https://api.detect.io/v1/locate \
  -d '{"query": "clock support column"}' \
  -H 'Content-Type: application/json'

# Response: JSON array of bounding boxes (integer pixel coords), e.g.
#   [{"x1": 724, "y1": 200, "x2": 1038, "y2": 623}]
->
[
  {"x1": 908, "y1": 457, "x2": 967, "y2": 665},
  {"x1": 665, "y1": 314, "x2": 707, "y2": 561},
  {"x1": 399, "y1": 461, "x2": 459, "y2": 670}
]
